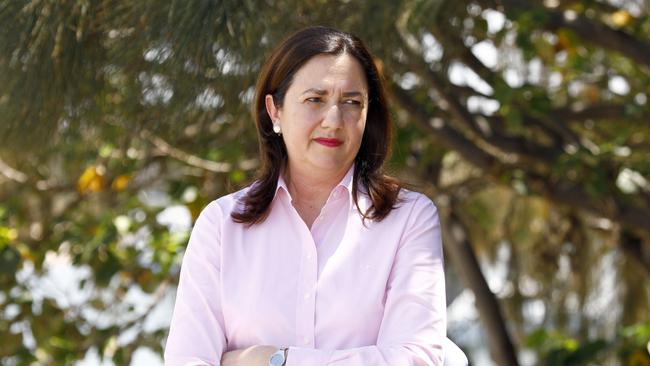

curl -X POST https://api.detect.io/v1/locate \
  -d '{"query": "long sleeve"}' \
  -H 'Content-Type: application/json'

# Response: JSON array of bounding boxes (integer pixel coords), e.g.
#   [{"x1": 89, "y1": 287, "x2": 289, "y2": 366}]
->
[
  {"x1": 285, "y1": 195, "x2": 446, "y2": 366},
  {"x1": 164, "y1": 201, "x2": 226, "y2": 366}
]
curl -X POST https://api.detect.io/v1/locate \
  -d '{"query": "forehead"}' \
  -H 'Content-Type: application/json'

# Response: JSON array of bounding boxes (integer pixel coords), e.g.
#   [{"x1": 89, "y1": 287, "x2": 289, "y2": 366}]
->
[{"x1": 290, "y1": 53, "x2": 368, "y2": 92}]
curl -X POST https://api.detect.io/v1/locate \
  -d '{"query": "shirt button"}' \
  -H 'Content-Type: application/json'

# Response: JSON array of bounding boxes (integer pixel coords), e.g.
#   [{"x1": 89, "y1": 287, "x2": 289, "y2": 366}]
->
[
  {"x1": 304, "y1": 292, "x2": 311, "y2": 299},
  {"x1": 306, "y1": 254, "x2": 312, "y2": 260},
  {"x1": 303, "y1": 337, "x2": 310, "y2": 345}
]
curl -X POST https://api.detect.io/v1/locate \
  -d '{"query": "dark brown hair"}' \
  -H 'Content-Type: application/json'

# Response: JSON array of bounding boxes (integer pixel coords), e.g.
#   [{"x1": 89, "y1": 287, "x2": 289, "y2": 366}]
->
[{"x1": 231, "y1": 26, "x2": 401, "y2": 225}]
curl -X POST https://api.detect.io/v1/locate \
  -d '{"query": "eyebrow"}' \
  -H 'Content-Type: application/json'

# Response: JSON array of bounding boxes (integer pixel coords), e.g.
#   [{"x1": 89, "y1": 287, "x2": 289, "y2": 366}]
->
[{"x1": 300, "y1": 88, "x2": 365, "y2": 98}]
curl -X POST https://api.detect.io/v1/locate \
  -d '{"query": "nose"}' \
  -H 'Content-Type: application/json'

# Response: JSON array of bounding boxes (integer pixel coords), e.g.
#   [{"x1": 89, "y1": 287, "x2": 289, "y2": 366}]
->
[{"x1": 321, "y1": 103, "x2": 343, "y2": 129}]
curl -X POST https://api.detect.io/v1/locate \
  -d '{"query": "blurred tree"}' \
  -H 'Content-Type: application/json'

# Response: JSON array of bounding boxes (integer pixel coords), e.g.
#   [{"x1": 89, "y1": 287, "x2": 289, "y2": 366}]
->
[{"x1": 0, "y1": 0, "x2": 648, "y2": 365}]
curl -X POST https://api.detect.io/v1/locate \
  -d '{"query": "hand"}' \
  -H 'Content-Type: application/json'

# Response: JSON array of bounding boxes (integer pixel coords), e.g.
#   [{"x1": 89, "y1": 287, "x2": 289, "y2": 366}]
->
[{"x1": 221, "y1": 345, "x2": 278, "y2": 366}]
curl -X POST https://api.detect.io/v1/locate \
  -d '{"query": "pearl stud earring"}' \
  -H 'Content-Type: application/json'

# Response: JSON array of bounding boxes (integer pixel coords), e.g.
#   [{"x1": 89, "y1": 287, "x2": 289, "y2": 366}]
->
[{"x1": 273, "y1": 123, "x2": 281, "y2": 135}]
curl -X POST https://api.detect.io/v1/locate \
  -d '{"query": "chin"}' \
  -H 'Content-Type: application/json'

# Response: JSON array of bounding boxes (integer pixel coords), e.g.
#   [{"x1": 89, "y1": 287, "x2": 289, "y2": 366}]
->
[{"x1": 308, "y1": 158, "x2": 351, "y2": 172}]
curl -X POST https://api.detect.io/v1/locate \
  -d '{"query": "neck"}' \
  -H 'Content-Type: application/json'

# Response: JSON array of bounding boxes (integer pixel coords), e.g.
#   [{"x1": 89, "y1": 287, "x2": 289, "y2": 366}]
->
[{"x1": 284, "y1": 163, "x2": 350, "y2": 206}]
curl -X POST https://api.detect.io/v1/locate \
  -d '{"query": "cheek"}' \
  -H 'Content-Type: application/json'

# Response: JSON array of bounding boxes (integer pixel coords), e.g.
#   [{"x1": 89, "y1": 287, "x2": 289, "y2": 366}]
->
[
  {"x1": 355, "y1": 116, "x2": 367, "y2": 139},
  {"x1": 288, "y1": 108, "x2": 319, "y2": 128},
  {"x1": 282, "y1": 116, "x2": 316, "y2": 146},
  {"x1": 346, "y1": 124, "x2": 366, "y2": 151}
]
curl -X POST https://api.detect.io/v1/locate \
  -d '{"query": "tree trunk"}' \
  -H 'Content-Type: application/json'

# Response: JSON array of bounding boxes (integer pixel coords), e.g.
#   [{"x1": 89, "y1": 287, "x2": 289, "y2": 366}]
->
[{"x1": 440, "y1": 206, "x2": 520, "y2": 366}]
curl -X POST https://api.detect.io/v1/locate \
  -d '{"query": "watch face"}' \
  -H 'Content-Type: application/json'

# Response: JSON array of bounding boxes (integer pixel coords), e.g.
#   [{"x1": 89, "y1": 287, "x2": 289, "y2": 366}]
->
[{"x1": 269, "y1": 352, "x2": 285, "y2": 366}]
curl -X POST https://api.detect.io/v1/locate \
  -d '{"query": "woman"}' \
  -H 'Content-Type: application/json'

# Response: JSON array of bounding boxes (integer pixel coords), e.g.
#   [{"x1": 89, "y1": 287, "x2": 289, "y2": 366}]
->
[{"x1": 164, "y1": 26, "x2": 450, "y2": 366}]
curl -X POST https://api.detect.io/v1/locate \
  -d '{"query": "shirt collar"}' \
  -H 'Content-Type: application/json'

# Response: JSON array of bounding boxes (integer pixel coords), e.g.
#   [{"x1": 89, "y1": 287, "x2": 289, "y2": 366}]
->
[{"x1": 275, "y1": 163, "x2": 355, "y2": 202}]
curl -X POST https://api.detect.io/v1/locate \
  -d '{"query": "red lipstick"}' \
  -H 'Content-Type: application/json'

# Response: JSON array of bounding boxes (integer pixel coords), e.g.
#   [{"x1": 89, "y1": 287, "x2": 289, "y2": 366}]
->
[{"x1": 314, "y1": 138, "x2": 343, "y2": 147}]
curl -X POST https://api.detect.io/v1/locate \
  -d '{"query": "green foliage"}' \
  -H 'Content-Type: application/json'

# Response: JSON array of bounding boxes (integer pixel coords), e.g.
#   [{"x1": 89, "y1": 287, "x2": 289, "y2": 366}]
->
[{"x1": 527, "y1": 322, "x2": 650, "y2": 366}]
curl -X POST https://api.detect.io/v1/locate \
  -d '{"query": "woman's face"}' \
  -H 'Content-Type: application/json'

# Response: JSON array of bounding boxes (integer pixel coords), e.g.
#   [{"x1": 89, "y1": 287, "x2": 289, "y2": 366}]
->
[{"x1": 266, "y1": 53, "x2": 368, "y2": 176}]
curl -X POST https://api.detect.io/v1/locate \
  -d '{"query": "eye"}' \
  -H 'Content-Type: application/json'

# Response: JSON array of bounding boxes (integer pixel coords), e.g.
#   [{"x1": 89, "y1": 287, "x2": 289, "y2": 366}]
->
[
  {"x1": 306, "y1": 97, "x2": 323, "y2": 103},
  {"x1": 343, "y1": 100, "x2": 362, "y2": 106}
]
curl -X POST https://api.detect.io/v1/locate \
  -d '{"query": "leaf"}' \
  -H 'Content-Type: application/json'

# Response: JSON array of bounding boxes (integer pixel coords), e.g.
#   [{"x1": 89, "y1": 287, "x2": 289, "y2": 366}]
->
[
  {"x1": 77, "y1": 165, "x2": 104, "y2": 193},
  {"x1": 610, "y1": 10, "x2": 632, "y2": 28},
  {"x1": 0, "y1": 246, "x2": 21, "y2": 280},
  {"x1": 111, "y1": 174, "x2": 131, "y2": 191}
]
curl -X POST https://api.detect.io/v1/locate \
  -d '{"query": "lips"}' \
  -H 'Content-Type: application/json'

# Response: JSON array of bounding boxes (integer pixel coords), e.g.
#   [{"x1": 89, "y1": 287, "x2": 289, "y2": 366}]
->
[{"x1": 314, "y1": 137, "x2": 343, "y2": 147}]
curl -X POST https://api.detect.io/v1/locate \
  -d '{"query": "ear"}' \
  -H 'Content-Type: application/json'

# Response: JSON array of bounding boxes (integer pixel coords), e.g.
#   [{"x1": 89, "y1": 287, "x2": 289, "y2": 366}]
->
[{"x1": 265, "y1": 94, "x2": 281, "y2": 125}]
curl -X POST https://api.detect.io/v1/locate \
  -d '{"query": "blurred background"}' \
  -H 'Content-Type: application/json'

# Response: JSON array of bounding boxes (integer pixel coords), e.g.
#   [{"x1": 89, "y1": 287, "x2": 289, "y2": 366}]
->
[{"x1": 1, "y1": 0, "x2": 649, "y2": 365}]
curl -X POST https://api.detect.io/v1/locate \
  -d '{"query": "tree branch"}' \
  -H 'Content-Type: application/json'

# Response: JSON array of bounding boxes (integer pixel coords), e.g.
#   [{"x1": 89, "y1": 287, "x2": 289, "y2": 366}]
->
[
  {"x1": 500, "y1": 0, "x2": 650, "y2": 69},
  {"x1": 441, "y1": 201, "x2": 520, "y2": 366},
  {"x1": 140, "y1": 129, "x2": 257, "y2": 173},
  {"x1": 0, "y1": 156, "x2": 28, "y2": 183},
  {"x1": 388, "y1": 82, "x2": 498, "y2": 170},
  {"x1": 551, "y1": 103, "x2": 643, "y2": 122},
  {"x1": 526, "y1": 170, "x2": 650, "y2": 238},
  {"x1": 389, "y1": 72, "x2": 650, "y2": 240},
  {"x1": 397, "y1": 41, "x2": 561, "y2": 168}
]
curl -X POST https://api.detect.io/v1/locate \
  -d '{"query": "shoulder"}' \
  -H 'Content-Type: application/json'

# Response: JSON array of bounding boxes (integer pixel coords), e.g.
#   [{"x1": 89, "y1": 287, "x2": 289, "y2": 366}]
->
[
  {"x1": 393, "y1": 189, "x2": 442, "y2": 251},
  {"x1": 198, "y1": 183, "x2": 255, "y2": 223},
  {"x1": 214, "y1": 184, "x2": 253, "y2": 214},
  {"x1": 396, "y1": 188, "x2": 438, "y2": 216},
  {"x1": 353, "y1": 182, "x2": 438, "y2": 222}
]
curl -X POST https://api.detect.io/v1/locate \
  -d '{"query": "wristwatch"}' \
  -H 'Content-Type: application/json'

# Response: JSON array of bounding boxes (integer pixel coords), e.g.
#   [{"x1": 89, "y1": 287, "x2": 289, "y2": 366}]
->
[{"x1": 269, "y1": 347, "x2": 288, "y2": 366}]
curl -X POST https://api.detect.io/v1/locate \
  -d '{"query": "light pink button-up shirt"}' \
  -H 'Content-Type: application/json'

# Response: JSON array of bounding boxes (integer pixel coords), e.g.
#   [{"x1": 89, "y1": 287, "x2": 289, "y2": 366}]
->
[{"x1": 164, "y1": 166, "x2": 446, "y2": 365}]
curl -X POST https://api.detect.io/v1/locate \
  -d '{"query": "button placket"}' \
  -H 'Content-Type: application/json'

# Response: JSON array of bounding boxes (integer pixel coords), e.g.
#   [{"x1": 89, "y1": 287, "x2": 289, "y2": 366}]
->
[{"x1": 296, "y1": 233, "x2": 317, "y2": 348}]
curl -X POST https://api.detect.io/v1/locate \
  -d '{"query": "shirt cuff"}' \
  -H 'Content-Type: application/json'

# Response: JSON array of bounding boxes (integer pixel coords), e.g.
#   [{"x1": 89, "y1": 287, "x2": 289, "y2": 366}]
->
[{"x1": 285, "y1": 347, "x2": 332, "y2": 366}]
